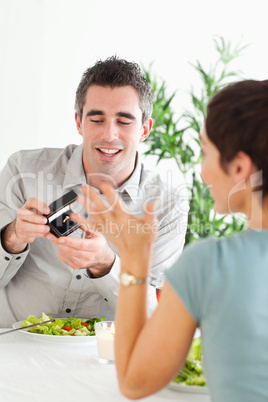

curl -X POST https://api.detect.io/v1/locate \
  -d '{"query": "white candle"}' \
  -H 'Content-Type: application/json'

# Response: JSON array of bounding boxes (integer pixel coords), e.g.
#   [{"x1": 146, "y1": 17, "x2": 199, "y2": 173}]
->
[
  {"x1": 95, "y1": 321, "x2": 115, "y2": 362},
  {"x1": 96, "y1": 331, "x2": 115, "y2": 361}
]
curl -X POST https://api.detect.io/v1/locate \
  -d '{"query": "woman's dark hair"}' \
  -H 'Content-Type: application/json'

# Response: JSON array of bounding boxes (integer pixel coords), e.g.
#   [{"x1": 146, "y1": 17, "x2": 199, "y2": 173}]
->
[
  {"x1": 75, "y1": 56, "x2": 153, "y2": 123},
  {"x1": 206, "y1": 79, "x2": 268, "y2": 195}
]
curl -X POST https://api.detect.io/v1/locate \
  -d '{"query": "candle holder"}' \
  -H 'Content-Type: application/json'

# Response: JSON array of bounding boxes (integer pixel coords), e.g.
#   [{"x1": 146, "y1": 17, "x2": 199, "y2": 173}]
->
[{"x1": 94, "y1": 321, "x2": 115, "y2": 364}]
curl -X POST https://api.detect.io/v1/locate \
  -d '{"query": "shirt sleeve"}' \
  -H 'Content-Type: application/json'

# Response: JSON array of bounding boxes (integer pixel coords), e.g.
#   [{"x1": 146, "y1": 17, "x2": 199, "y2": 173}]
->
[
  {"x1": 0, "y1": 228, "x2": 30, "y2": 286},
  {"x1": 0, "y1": 154, "x2": 28, "y2": 286}
]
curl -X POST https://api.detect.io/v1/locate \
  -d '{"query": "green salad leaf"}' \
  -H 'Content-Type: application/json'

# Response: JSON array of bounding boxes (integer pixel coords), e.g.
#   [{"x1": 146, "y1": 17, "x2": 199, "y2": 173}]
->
[
  {"x1": 173, "y1": 336, "x2": 207, "y2": 387},
  {"x1": 21, "y1": 312, "x2": 106, "y2": 336}
]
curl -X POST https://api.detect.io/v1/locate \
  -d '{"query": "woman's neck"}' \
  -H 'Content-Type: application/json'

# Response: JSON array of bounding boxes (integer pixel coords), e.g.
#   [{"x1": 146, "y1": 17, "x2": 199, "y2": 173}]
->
[{"x1": 247, "y1": 194, "x2": 268, "y2": 230}]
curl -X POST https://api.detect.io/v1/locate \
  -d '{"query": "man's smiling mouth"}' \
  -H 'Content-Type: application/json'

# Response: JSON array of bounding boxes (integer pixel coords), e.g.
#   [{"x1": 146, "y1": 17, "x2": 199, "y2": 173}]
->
[{"x1": 97, "y1": 148, "x2": 122, "y2": 156}]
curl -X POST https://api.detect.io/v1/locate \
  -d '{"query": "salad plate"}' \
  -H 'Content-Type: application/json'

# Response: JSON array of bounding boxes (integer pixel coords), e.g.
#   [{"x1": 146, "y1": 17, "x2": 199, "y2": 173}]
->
[
  {"x1": 12, "y1": 320, "x2": 97, "y2": 344},
  {"x1": 167, "y1": 381, "x2": 208, "y2": 394}
]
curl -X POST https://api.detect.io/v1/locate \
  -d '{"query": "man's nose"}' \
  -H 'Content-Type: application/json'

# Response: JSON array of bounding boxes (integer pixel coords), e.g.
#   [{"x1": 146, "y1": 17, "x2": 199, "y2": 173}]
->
[{"x1": 102, "y1": 121, "x2": 119, "y2": 141}]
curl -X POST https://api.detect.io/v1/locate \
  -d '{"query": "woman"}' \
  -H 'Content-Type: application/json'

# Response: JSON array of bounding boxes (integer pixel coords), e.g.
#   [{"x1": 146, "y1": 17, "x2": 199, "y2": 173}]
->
[{"x1": 73, "y1": 80, "x2": 268, "y2": 401}]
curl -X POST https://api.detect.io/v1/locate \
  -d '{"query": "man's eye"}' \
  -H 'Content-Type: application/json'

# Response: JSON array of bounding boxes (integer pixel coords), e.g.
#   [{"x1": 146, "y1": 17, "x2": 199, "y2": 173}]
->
[
  {"x1": 119, "y1": 121, "x2": 131, "y2": 125},
  {"x1": 90, "y1": 119, "x2": 102, "y2": 123}
]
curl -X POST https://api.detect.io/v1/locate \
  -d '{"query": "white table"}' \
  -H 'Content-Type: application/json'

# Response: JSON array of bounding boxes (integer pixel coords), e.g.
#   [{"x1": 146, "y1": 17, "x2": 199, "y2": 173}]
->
[{"x1": 0, "y1": 329, "x2": 211, "y2": 402}]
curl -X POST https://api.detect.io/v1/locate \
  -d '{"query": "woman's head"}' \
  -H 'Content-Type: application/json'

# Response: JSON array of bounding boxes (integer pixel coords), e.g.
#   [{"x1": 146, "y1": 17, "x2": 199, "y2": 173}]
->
[{"x1": 205, "y1": 79, "x2": 268, "y2": 196}]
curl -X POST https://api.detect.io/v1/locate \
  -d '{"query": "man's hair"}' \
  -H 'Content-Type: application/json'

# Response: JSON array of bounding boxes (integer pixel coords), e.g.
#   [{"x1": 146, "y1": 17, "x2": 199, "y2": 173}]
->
[
  {"x1": 75, "y1": 56, "x2": 153, "y2": 123},
  {"x1": 206, "y1": 79, "x2": 268, "y2": 195}
]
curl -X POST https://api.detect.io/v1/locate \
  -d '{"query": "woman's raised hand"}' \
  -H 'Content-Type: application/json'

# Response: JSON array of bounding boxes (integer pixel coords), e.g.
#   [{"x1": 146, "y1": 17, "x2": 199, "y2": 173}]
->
[{"x1": 71, "y1": 183, "x2": 157, "y2": 265}]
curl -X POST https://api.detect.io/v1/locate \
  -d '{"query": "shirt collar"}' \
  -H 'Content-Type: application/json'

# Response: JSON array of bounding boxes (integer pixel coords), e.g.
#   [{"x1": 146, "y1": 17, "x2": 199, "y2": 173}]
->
[
  {"x1": 62, "y1": 146, "x2": 142, "y2": 201},
  {"x1": 117, "y1": 152, "x2": 142, "y2": 201},
  {"x1": 63, "y1": 144, "x2": 87, "y2": 190}
]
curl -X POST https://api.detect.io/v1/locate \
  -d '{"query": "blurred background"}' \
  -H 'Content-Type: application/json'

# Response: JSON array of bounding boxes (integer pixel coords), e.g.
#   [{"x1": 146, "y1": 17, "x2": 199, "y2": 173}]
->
[{"x1": 1, "y1": 0, "x2": 267, "y2": 178}]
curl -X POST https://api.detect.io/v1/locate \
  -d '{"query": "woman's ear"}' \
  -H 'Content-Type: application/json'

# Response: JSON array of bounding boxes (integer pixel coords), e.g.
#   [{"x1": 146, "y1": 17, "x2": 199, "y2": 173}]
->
[
  {"x1": 227, "y1": 152, "x2": 256, "y2": 214},
  {"x1": 231, "y1": 151, "x2": 254, "y2": 183}
]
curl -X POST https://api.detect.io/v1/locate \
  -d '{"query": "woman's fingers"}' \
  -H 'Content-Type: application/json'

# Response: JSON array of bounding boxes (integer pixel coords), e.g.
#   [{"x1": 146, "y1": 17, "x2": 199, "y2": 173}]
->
[
  {"x1": 70, "y1": 213, "x2": 101, "y2": 233},
  {"x1": 78, "y1": 186, "x2": 112, "y2": 215},
  {"x1": 99, "y1": 183, "x2": 123, "y2": 213},
  {"x1": 78, "y1": 184, "x2": 125, "y2": 218},
  {"x1": 76, "y1": 185, "x2": 157, "y2": 244},
  {"x1": 143, "y1": 201, "x2": 155, "y2": 225}
]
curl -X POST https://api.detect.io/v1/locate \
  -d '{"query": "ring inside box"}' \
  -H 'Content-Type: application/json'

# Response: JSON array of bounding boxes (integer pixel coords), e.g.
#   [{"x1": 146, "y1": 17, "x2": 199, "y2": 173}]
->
[
  {"x1": 48, "y1": 208, "x2": 79, "y2": 237},
  {"x1": 45, "y1": 190, "x2": 80, "y2": 237}
]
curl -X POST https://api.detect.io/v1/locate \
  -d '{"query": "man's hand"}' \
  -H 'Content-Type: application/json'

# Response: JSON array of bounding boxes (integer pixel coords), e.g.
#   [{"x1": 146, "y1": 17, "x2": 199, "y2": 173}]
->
[
  {"x1": 2, "y1": 198, "x2": 50, "y2": 254},
  {"x1": 46, "y1": 227, "x2": 115, "y2": 276}
]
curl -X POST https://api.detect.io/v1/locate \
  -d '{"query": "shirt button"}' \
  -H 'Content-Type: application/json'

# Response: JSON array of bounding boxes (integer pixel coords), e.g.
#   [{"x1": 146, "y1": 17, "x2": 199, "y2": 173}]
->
[
  {"x1": 5, "y1": 257, "x2": 10, "y2": 261},
  {"x1": 76, "y1": 275, "x2": 82, "y2": 280},
  {"x1": 66, "y1": 308, "x2": 71, "y2": 313},
  {"x1": 16, "y1": 256, "x2": 21, "y2": 260},
  {"x1": 104, "y1": 298, "x2": 108, "y2": 302}
]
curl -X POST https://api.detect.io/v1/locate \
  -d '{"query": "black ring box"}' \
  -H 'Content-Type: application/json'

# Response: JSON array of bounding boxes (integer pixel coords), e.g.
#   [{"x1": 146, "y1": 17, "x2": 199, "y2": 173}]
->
[{"x1": 44, "y1": 190, "x2": 80, "y2": 238}]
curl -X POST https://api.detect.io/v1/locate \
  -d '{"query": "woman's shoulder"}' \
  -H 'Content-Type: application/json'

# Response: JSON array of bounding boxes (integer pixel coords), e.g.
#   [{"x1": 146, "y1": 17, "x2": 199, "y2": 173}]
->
[
  {"x1": 178, "y1": 230, "x2": 268, "y2": 279},
  {"x1": 183, "y1": 229, "x2": 266, "y2": 255}
]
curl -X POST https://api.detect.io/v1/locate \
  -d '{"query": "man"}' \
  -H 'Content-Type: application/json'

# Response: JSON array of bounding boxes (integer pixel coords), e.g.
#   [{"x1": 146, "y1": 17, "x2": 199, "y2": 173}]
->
[{"x1": 0, "y1": 56, "x2": 188, "y2": 327}]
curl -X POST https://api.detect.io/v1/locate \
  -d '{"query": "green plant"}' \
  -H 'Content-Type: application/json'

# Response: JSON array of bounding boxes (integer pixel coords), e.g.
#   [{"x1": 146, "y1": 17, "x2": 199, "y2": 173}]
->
[
  {"x1": 143, "y1": 36, "x2": 248, "y2": 244},
  {"x1": 143, "y1": 67, "x2": 195, "y2": 174}
]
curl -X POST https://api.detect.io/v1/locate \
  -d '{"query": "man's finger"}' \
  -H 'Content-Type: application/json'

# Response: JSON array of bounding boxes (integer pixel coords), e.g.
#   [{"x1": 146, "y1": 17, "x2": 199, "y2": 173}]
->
[{"x1": 24, "y1": 197, "x2": 50, "y2": 215}]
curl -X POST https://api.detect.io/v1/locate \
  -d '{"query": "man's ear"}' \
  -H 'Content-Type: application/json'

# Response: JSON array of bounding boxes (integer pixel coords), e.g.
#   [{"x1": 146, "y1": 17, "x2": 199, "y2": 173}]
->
[
  {"x1": 139, "y1": 118, "x2": 153, "y2": 143},
  {"x1": 75, "y1": 112, "x2": 83, "y2": 136},
  {"x1": 232, "y1": 151, "x2": 254, "y2": 183}
]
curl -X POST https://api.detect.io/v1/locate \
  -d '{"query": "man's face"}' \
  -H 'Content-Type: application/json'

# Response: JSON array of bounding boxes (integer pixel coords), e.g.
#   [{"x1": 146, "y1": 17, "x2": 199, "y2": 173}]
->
[{"x1": 75, "y1": 85, "x2": 152, "y2": 187}]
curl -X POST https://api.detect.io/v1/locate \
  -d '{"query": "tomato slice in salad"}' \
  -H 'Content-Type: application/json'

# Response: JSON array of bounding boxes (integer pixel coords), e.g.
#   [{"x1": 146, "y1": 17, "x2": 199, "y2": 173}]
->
[{"x1": 62, "y1": 326, "x2": 73, "y2": 331}]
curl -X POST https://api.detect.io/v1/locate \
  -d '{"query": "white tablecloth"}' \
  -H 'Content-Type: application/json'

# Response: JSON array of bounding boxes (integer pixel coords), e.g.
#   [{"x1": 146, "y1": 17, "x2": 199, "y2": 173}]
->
[{"x1": 0, "y1": 329, "x2": 211, "y2": 402}]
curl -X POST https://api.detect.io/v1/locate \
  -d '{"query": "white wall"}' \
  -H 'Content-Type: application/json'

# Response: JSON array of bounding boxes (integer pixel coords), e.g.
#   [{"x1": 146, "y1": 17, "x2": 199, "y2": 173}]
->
[{"x1": 1, "y1": 0, "x2": 268, "y2": 186}]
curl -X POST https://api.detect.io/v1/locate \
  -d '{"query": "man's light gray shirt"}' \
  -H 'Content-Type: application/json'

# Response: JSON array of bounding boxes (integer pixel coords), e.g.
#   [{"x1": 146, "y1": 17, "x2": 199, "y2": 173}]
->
[{"x1": 0, "y1": 144, "x2": 188, "y2": 327}]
